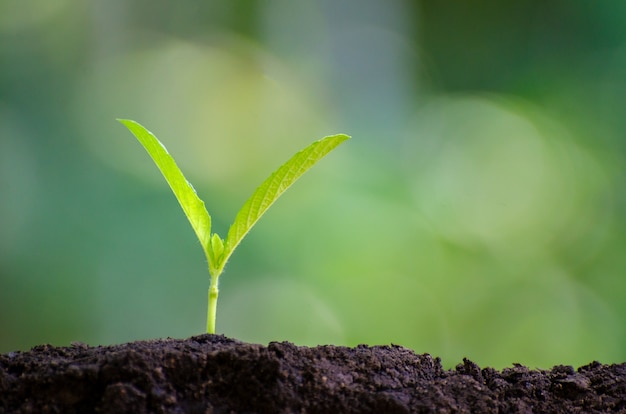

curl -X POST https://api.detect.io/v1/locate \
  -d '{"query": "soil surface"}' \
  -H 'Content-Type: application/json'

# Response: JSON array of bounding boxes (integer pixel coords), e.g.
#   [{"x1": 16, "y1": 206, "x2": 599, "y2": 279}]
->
[{"x1": 1, "y1": 335, "x2": 624, "y2": 413}]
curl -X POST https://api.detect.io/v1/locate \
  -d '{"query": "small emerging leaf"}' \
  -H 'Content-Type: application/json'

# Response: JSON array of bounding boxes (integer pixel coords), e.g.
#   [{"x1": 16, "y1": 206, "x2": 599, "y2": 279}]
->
[
  {"x1": 210, "y1": 233, "x2": 225, "y2": 274},
  {"x1": 118, "y1": 119, "x2": 212, "y2": 256},
  {"x1": 216, "y1": 134, "x2": 350, "y2": 274}
]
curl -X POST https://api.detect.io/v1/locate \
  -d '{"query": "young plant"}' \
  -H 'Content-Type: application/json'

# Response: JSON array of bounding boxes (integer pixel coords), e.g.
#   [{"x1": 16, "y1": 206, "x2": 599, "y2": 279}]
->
[{"x1": 119, "y1": 119, "x2": 350, "y2": 334}]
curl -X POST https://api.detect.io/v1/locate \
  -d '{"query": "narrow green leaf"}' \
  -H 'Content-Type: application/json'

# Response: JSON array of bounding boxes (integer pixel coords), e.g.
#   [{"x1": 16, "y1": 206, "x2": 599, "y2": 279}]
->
[
  {"x1": 218, "y1": 134, "x2": 350, "y2": 273},
  {"x1": 118, "y1": 119, "x2": 212, "y2": 255}
]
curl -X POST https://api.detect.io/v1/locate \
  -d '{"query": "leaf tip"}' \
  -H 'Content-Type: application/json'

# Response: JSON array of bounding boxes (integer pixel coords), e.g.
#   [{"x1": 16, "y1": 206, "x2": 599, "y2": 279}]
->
[
  {"x1": 328, "y1": 133, "x2": 351, "y2": 143},
  {"x1": 117, "y1": 118, "x2": 136, "y2": 127}
]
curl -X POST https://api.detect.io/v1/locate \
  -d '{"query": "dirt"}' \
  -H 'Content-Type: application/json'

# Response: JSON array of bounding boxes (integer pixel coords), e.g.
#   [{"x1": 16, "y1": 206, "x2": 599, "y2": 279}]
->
[{"x1": 1, "y1": 335, "x2": 625, "y2": 413}]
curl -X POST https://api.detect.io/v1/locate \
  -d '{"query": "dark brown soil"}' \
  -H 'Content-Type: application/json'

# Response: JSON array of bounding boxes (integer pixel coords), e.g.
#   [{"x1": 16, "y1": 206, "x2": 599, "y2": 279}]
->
[{"x1": 1, "y1": 335, "x2": 624, "y2": 413}]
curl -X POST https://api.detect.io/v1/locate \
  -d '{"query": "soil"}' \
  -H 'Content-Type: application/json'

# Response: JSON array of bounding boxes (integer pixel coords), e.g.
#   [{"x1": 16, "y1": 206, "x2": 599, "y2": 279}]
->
[{"x1": 1, "y1": 335, "x2": 624, "y2": 413}]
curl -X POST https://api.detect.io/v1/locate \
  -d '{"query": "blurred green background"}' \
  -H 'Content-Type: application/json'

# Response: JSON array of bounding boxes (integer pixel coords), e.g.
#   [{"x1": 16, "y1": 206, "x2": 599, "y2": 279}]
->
[{"x1": 1, "y1": 1, "x2": 625, "y2": 369}]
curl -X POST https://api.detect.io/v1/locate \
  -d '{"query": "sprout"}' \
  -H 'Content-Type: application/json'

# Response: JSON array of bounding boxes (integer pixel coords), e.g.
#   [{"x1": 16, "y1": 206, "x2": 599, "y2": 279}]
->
[{"x1": 119, "y1": 119, "x2": 350, "y2": 333}]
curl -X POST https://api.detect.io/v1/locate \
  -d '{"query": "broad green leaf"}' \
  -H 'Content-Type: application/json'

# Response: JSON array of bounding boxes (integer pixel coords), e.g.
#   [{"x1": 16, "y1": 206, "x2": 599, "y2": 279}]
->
[
  {"x1": 118, "y1": 119, "x2": 212, "y2": 256},
  {"x1": 217, "y1": 134, "x2": 350, "y2": 274}
]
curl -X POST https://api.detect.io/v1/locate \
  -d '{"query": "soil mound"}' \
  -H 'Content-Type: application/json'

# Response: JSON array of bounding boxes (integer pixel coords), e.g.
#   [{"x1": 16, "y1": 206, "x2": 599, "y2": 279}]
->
[{"x1": 1, "y1": 335, "x2": 624, "y2": 413}]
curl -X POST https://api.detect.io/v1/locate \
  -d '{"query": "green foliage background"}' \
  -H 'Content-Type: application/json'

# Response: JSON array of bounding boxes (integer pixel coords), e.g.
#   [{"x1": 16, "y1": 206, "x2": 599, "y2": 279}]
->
[{"x1": 1, "y1": 1, "x2": 624, "y2": 369}]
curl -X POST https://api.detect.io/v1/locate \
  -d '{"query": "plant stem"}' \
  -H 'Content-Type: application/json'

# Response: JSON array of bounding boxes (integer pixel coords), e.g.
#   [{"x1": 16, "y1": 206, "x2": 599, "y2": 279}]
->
[{"x1": 206, "y1": 280, "x2": 219, "y2": 334}]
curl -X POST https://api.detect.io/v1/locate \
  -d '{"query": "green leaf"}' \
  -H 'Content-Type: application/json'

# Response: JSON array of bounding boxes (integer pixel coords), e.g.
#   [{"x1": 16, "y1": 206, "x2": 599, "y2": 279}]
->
[
  {"x1": 216, "y1": 133, "x2": 350, "y2": 274},
  {"x1": 210, "y1": 233, "x2": 225, "y2": 274},
  {"x1": 118, "y1": 119, "x2": 212, "y2": 256}
]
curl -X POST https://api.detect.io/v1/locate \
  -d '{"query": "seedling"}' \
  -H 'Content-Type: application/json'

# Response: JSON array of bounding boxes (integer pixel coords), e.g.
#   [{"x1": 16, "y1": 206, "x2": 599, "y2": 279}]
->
[{"x1": 119, "y1": 119, "x2": 350, "y2": 334}]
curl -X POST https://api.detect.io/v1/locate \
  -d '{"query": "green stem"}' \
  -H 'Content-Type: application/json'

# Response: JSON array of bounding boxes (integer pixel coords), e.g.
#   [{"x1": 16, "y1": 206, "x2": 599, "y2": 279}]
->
[{"x1": 206, "y1": 279, "x2": 219, "y2": 334}]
